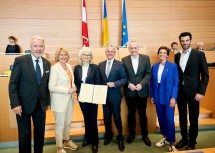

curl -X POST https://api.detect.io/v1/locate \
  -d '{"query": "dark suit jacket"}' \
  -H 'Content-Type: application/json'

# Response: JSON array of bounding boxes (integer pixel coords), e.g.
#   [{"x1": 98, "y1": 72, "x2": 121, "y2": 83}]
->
[
  {"x1": 174, "y1": 49, "x2": 209, "y2": 97},
  {"x1": 150, "y1": 61, "x2": 179, "y2": 105},
  {"x1": 122, "y1": 54, "x2": 151, "y2": 97},
  {"x1": 98, "y1": 59, "x2": 127, "y2": 102},
  {"x1": 74, "y1": 64, "x2": 101, "y2": 95},
  {"x1": 9, "y1": 54, "x2": 51, "y2": 114}
]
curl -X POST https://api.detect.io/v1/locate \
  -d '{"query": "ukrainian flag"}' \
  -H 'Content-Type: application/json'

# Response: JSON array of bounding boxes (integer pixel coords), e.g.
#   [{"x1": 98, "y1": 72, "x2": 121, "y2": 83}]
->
[
  {"x1": 102, "y1": 0, "x2": 109, "y2": 47},
  {"x1": 121, "y1": 0, "x2": 128, "y2": 47}
]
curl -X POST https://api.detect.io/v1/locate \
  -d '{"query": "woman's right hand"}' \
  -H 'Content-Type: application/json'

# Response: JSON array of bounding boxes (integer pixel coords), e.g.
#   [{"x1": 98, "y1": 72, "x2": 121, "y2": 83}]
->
[{"x1": 68, "y1": 88, "x2": 75, "y2": 94}]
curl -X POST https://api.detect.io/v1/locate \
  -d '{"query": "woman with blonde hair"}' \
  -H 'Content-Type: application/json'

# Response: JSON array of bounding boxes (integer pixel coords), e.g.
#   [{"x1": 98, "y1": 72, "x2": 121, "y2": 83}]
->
[
  {"x1": 74, "y1": 47, "x2": 100, "y2": 153},
  {"x1": 49, "y1": 48, "x2": 78, "y2": 153}
]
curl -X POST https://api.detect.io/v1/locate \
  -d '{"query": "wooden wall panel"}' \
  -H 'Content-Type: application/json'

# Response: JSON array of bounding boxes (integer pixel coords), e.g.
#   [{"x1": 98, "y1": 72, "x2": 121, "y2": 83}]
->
[
  {"x1": 201, "y1": 68, "x2": 215, "y2": 118},
  {"x1": 0, "y1": 0, "x2": 215, "y2": 63}
]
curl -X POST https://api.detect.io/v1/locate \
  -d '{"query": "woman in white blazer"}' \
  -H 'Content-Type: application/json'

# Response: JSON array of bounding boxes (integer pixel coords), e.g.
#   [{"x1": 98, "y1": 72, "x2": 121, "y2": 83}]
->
[{"x1": 49, "y1": 48, "x2": 78, "y2": 153}]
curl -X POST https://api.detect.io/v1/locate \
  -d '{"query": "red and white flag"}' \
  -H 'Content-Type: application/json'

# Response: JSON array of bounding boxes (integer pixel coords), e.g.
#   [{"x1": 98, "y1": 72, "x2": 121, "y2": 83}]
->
[{"x1": 82, "y1": 0, "x2": 89, "y2": 47}]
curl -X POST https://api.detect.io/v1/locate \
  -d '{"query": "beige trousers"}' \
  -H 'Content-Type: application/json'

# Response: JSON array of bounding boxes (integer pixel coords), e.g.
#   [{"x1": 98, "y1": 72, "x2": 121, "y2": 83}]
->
[{"x1": 54, "y1": 100, "x2": 74, "y2": 147}]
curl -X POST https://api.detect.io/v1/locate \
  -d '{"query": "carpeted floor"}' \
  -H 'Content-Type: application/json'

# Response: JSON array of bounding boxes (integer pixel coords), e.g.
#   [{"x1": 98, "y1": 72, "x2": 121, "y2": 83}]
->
[{"x1": 1, "y1": 130, "x2": 215, "y2": 153}]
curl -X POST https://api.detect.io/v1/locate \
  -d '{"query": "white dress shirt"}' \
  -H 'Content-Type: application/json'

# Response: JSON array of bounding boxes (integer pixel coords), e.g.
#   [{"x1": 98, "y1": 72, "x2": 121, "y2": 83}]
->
[
  {"x1": 106, "y1": 58, "x2": 114, "y2": 75},
  {"x1": 31, "y1": 54, "x2": 44, "y2": 76},
  {"x1": 179, "y1": 47, "x2": 191, "y2": 72},
  {"x1": 82, "y1": 64, "x2": 89, "y2": 83},
  {"x1": 158, "y1": 64, "x2": 164, "y2": 83},
  {"x1": 131, "y1": 55, "x2": 139, "y2": 74}
]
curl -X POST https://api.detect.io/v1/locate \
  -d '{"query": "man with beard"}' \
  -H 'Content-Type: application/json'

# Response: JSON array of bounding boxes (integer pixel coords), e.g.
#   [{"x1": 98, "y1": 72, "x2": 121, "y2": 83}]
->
[{"x1": 174, "y1": 32, "x2": 209, "y2": 150}]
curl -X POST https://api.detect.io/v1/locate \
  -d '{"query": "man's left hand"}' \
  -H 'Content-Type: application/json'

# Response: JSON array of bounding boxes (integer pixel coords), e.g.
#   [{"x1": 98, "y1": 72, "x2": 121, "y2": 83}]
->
[
  {"x1": 107, "y1": 82, "x2": 115, "y2": 88},
  {"x1": 195, "y1": 93, "x2": 204, "y2": 101},
  {"x1": 135, "y1": 84, "x2": 142, "y2": 91}
]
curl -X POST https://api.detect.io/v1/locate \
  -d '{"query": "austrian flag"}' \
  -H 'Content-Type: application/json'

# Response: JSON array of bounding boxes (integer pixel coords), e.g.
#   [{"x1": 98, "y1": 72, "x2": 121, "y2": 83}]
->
[{"x1": 82, "y1": 0, "x2": 89, "y2": 47}]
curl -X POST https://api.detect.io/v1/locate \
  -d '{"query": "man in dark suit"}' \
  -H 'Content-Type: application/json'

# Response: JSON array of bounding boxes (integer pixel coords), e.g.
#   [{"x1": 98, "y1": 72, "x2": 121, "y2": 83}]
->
[
  {"x1": 9, "y1": 36, "x2": 51, "y2": 153},
  {"x1": 122, "y1": 41, "x2": 152, "y2": 146},
  {"x1": 99, "y1": 45, "x2": 127, "y2": 151},
  {"x1": 175, "y1": 32, "x2": 209, "y2": 150}
]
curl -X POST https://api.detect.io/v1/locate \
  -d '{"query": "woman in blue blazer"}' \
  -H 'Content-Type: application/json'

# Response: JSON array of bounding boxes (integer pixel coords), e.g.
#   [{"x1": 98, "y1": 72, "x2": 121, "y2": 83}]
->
[{"x1": 150, "y1": 46, "x2": 179, "y2": 152}]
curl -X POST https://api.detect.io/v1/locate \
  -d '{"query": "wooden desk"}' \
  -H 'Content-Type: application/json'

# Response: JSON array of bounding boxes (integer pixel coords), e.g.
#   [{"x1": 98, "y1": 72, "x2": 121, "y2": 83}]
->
[
  {"x1": 0, "y1": 77, "x2": 18, "y2": 142},
  {"x1": 0, "y1": 53, "x2": 47, "y2": 75},
  {"x1": 201, "y1": 68, "x2": 215, "y2": 118}
]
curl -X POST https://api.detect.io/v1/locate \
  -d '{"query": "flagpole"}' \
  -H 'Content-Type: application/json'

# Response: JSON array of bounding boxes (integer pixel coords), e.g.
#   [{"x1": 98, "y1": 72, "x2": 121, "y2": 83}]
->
[
  {"x1": 82, "y1": 0, "x2": 89, "y2": 47},
  {"x1": 121, "y1": 0, "x2": 128, "y2": 47}
]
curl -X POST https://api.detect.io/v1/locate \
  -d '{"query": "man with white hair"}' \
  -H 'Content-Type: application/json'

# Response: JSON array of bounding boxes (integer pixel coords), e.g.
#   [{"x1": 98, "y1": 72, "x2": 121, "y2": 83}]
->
[
  {"x1": 9, "y1": 36, "x2": 51, "y2": 153},
  {"x1": 196, "y1": 42, "x2": 204, "y2": 51},
  {"x1": 122, "y1": 41, "x2": 152, "y2": 146}
]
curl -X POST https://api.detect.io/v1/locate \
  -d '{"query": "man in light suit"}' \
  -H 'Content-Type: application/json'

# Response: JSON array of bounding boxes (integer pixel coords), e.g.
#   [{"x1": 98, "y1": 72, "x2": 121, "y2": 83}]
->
[
  {"x1": 175, "y1": 32, "x2": 209, "y2": 150},
  {"x1": 9, "y1": 36, "x2": 51, "y2": 153},
  {"x1": 99, "y1": 45, "x2": 127, "y2": 151},
  {"x1": 122, "y1": 41, "x2": 152, "y2": 146}
]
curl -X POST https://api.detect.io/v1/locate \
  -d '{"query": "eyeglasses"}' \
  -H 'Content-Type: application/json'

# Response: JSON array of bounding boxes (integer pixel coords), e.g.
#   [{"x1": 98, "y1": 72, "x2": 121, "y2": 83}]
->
[{"x1": 82, "y1": 54, "x2": 92, "y2": 57}]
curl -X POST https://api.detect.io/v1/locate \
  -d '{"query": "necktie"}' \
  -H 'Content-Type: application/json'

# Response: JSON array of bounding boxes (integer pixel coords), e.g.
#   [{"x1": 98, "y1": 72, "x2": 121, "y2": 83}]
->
[
  {"x1": 106, "y1": 61, "x2": 111, "y2": 78},
  {"x1": 35, "y1": 59, "x2": 42, "y2": 84}
]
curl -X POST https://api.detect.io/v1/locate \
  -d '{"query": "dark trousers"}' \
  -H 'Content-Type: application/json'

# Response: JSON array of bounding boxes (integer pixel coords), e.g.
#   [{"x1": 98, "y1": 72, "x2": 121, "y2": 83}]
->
[
  {"x1": 79, "y1": 102, "x2": 99, "y2": 146},
  {"x1": 125, "y1": 93, "x2": 148, "y2": 137},
  {"x1": 103, "y1": 99, "x2": 124, "y2": 141},
  {"x1": 177, "y1": 86, "x2": 199, "y2": 145},
  {"x1": 16, "y1": 101, "x2": 46, "y2": 153}
]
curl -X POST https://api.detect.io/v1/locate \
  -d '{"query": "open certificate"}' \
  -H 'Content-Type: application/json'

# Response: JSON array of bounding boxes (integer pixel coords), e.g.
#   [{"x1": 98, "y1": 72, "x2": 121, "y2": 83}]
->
[{"x1": 78, "y1": 83, "x2": 108, "y2": 104}]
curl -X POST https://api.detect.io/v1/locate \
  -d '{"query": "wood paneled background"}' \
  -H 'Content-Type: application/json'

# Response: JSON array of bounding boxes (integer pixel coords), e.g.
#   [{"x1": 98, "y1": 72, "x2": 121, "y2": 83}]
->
[{"x1": 0, "y1": 0, "x2": 215, "y2": 65}]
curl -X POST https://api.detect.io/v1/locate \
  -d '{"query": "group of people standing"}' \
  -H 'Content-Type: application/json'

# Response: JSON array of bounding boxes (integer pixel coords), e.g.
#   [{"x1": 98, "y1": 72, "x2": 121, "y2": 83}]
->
[{"x1": 8, "y1": 31, "x2": 209, "y2": 153}]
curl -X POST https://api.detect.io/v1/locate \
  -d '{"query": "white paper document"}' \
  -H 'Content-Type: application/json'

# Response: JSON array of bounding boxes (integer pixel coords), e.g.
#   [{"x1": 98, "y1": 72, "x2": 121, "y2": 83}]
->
[{"x1": 78, "y1": 83, "x2": 108, "y2": 104}]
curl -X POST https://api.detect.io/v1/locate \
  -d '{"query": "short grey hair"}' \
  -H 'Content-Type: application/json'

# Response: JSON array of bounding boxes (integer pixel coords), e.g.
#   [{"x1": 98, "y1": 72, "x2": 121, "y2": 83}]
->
[
  {"x1": 31, "y1": 36, "x2": 45, "y2": 44},
  {"x1": 106, "y1": 45, "x2": 116, "y2": 52},
  {"x1": 79, "y1": 47, "x2": 93, "y2": 65},
  {"x1": 197, "y1": 42, "x2": 204, "y2": 46},
  {"x1": 128, "y1": 40, "x2": 139, "y2": 48}
]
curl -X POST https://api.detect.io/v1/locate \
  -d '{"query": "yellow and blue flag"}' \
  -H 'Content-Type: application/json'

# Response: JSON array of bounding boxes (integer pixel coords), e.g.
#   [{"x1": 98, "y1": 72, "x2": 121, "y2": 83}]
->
[
  {"x1": 102, "y1": 0, "x2": 109, "y2": 47},
  {"x1": 121, "y1": 0, "x2": 128, "y2": 47}
]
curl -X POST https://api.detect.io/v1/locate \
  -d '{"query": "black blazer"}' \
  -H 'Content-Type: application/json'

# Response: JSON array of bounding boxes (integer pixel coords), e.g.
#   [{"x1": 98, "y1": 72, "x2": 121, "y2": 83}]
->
[
  {"x1": 98, "y1": 59, "x2": 127, "y2": 102},
  {"x1": 74, "y1": 64, "x2": 101, "y2": 95},
  {"x1": 9, "y1": 54, "x2": 51, "y2": 113},
  {"x1": 122, "y1": 54, "x2": 151, "y2": 97},
  {"x1": 174, "y1": 49, "x2": 209, "y2": 97}
]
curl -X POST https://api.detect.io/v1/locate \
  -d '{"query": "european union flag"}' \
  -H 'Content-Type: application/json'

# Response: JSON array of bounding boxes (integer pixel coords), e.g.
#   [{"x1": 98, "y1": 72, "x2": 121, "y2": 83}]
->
[{"x1": 121, "y1": 0, "x2": 128, "y2": 47}]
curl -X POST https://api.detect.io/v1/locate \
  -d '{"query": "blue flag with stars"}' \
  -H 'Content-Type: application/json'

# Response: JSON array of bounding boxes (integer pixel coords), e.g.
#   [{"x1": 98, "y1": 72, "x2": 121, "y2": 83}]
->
[{"x1": 121, "y1": 0, "x2": 128, "y2": 47}]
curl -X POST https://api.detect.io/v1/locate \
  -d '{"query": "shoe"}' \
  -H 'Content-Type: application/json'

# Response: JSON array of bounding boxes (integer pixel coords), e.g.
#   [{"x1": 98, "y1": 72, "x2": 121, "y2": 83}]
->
[
  {"x1": 175, "y1": 139, "x2": 188, "y2": 149},
  {"x1": 169, "y1": 146, "x2": 178, "y2": 152},
  {"x1": 57, "y1": 148, "x2": 66, "y2": 153},
  {"x1": 118, "y1": 141, "x2": 125, "y2": 151},
  {"x1": 82, "y1": 140, "x2": 90, "y2": 147},
  {"x1": 186, "y1": 144, "x2": 195, "y2": 150},
  {"x1": 142, "y1": 136, "x2": 151, "y2": 146},
  {"x1": 64, "y1": 140, "x2": 78, "y2": 150},
  {"x1": 92, "y1": 145, "x2": 98, "y2": 153},
  {"x1": 104, "y1": 138, "x2": 112, "y2": 145},
  {"x1": 156, "y1": 138, "x2": 170, "y2": 147},
  {"x1": 126, "y1": 135, "x2": 135, "y2": 144}
]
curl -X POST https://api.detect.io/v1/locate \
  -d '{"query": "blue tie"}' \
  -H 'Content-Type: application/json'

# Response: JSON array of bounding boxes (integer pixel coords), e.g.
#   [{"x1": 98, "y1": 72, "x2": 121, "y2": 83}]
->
[{"x1": 35, "y1": 59, "x2": 42, "y2": 84}]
